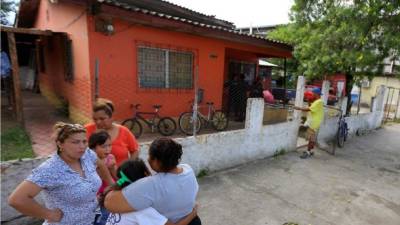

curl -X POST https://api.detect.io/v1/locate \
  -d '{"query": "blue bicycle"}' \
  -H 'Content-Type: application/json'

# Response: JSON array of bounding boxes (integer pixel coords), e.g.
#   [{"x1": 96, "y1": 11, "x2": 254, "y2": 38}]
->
[{"x1": 335, "y1": 109, "x2": 349, "y2": 151}]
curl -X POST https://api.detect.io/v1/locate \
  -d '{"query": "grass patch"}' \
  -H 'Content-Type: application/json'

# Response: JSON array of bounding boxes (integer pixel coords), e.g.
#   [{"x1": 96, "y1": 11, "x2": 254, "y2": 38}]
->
[
  {"x1": 197, "y1": 168, "x2": 209, "y2": 178},
  {"x1": 1, "y1": 126, "x2": 34, "y2": 161},
  {"x1": 273, "y1": 149, "x2": 286, "y2": 158}
]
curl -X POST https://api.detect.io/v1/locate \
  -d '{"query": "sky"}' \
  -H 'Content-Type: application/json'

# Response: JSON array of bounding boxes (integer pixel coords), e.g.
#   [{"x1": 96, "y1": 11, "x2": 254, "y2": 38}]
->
[
  {"x1": 166, "y1": 0, "x2": 294, "y2": 27},
  {"x1": 6, "y1": 0, "x2": 294, "y2": 27}
]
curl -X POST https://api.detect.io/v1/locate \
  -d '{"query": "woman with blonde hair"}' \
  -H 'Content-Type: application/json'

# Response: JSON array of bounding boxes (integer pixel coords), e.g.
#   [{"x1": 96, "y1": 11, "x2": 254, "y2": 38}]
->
[{"x1": 8, "y1": 122, "x2": 113, "y2": 225}]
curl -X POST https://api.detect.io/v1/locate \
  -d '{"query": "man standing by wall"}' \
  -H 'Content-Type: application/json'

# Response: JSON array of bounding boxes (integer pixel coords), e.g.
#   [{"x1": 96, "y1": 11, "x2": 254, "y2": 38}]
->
[{"x1": 294, "y1": 88, "x2": 324, "y2": 159}]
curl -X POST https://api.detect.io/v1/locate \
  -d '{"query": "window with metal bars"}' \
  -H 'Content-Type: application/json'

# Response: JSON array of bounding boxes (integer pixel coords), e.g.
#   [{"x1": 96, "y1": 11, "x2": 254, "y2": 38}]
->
[{"x1": 137, "y1": 46, "x2": 193, "y2": 89}]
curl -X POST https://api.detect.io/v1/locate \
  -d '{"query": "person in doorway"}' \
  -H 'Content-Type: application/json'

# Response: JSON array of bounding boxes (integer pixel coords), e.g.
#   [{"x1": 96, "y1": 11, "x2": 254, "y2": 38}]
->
[
  {"x1": 294, "y1": 88, "x2": 324, "y2": 158},
  {"x1": 1, "y1": 51, "x2": 13, "y2": 106},
  {"x1": 85, "y1": 98, "x2": 139, "y2": 166},
  {"x1": 104, "y1": 138, "x2": 201, "y2": 225},
  {"x1": 99, "y1": 159, "x2": 199, "y2": 225},
  {"x1": 224, "y1": 74, "x2": 240, "y2": 118},
  {"x1": 249, "y1": 76, "x2": 264, "y2": 98},
  {"x1": 237, "y1": 74, "x2": 249, "y2": 121},
  {"x1": 8, "y1": 122, "x2": 113, "y2": 225}
]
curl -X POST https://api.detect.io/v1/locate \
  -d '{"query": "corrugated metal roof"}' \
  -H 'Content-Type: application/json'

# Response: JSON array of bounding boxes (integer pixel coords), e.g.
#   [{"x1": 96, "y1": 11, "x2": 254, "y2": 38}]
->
[{"x1": 98, "y1": 0, "x2": 291, "y2": 46}]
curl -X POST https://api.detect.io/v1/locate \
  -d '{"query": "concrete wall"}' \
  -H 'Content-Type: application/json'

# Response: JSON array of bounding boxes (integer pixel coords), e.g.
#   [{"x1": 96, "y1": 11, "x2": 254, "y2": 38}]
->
[
  {"x1": 137, "y1": 98, "x2": 299, "y2": 173},
  {"x1": 319, "y1": 85, "x2": 387, "y2": 143}
]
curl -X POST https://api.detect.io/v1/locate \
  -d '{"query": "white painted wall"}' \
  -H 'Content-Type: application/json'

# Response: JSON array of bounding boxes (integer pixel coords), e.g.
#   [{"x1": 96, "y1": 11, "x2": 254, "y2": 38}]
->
[
  {"x1": 138, "y1": 98, "x2": 300, "y2": 174},
  {"x1": 318, "y1": 85, "x2": 387, "y2": 143}
]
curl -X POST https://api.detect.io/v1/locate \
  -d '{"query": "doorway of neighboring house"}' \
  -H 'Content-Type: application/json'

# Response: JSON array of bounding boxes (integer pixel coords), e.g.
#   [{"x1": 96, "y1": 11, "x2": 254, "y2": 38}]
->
[{"x1": 223, "y1": 60, "x2": 256, "y2": 119}]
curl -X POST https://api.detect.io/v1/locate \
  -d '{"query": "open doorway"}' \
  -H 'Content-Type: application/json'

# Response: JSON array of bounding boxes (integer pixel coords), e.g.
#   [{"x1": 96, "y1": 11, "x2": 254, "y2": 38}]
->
[{"x1": 223, "y1": 60, "x2": 256, "y2": 121}]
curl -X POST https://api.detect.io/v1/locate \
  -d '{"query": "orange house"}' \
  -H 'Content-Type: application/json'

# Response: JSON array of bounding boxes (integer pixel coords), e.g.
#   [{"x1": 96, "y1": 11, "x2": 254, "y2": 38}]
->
[{"x1": 18, "y1": 0, "x2": 292, "y2": 123}]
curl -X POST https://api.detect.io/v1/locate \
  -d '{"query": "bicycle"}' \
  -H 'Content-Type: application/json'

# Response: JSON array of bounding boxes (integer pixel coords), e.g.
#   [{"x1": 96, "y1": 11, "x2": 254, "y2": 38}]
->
[
  {"x1": 121, "y1": 104, "x2": 176, "y2": 138},
  {"x1": 332, "y1": 107, "x2": 349, "y2": 154},
  {"x1": 178, "y1": 101, "x2": 229, "y2": 135}
]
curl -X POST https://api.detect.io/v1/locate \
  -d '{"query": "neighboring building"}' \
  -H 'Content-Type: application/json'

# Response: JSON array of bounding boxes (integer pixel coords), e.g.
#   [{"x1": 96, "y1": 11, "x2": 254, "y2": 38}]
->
[
  {"x1": 236, "y1": 24, "x2": 280, "y2": 36},
  {"x1": 359, "y1": 56, "x2": 399, "y2": 119},
  {"x1": 360, "y1": 75, "x2": 400, "y2": 106},
  {"x1": 17, "y1": 0, "x2": 292, "y2": 123}
]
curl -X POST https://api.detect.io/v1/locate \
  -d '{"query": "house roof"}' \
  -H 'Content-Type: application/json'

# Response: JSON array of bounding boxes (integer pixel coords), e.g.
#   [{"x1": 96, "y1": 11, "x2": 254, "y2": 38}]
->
[
  {"x1": 98, "y1": 0, "x2": 291, "y2": 47},
  {"x1": 18, "y1": 0, "x2": 292, "y2": 53},
  {"x1": 102, "y1": 0, "x2": 235, "y2": 29},
  {"x1": 259, "y1": 59, "x2": 278, "y2": 67}
]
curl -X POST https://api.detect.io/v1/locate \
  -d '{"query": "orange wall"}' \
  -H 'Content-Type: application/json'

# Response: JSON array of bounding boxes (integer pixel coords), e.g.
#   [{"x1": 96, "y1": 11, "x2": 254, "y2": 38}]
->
[
  {"x1": 87, "y1": 17, "x2": 289, "y2": 120},
  {"x1": 33, "y1": 0, "x2": 291, "y2": 122},
  {"x1": 34, "y1": 0, "x2": 92, "y2": 123},
  {"x1": 87, "y1": 17, "x2": 226, "y2": 119}
]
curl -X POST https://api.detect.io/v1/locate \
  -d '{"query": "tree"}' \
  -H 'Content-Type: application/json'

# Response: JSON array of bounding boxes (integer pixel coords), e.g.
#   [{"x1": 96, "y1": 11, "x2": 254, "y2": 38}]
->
[
  {"x1": 268, "y1": 0, "x2": 400, "y2": 112},
  {"x1": 1, "y1": 0, "x2": 16, "y2": 25}
]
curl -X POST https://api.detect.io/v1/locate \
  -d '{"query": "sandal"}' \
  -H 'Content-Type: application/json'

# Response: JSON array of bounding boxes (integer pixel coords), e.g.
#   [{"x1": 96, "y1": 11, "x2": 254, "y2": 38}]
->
[{"x1": 300, "y1": 151, "x2": 313, "y2": 159}]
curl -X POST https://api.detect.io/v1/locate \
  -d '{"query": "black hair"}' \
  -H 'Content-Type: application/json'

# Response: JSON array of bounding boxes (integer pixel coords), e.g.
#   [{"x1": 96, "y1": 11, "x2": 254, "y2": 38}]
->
[
  {"x1": 116, "y1": 159, "x2": 150, "y2": 188},
  {"x1": 99, "y1": 159, "x2": 150, "y2": 207},
  {"x1": 88, "y1": 131, "x2": 110, "y2": 149},
  {"x1": 149, "y1": 137, "x2": 182, "y2": 172}
]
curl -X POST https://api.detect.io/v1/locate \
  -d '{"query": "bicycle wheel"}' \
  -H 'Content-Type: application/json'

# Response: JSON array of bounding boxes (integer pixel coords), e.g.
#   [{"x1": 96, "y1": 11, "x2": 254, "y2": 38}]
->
[
  {"x1": 157, "y1": 117, "x2": 177, "y2": 136},
  {"x1": 178, "y1": 112, "x2": 201, "y2": 135},
  {"x1": 122, "y1": 119, "x2": 143, "y2": 139},
  {"x1": 343, "y1": 122, "x2": 349, "y2": 141},
  {"x1": 336, "y1": 122, "x2": 345, "y2": 148},
  {"x1": 211, "y1": 110, "x2": 229, "y2": 131}
]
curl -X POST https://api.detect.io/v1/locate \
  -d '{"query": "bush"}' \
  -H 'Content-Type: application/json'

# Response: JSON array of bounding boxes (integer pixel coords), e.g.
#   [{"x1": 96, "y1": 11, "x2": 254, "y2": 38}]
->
[{"x1": 1, "y1": 126, "x2": 34, "y2": 161}]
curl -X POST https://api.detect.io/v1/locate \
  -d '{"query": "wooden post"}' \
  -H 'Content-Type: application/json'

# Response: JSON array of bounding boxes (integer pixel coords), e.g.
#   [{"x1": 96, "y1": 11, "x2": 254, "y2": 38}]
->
[
  {"x1": 34, "y1": 40, "x2": 41, "y2": 93},
  {"x1": 7, "y1": 32, "x2": 24, "y2": 127}
]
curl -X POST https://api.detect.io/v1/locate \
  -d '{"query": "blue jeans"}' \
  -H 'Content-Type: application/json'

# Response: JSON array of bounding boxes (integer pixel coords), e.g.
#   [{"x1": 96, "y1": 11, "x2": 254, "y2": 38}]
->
[{"x1": 94, "y1": 206, "x2": 110, "y2": 225}]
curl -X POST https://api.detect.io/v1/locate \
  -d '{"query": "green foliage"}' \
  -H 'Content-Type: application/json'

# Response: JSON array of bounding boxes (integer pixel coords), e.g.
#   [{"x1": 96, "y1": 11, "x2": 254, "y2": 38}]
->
[
  {"x1": 1, "y1": 0, "x2": 15, "y2": 13},
  {"x1": 273, "y1": 149, "x2": 286, "y2": 158},
  {"x1": 1, "y1": 0, "x2": 16, "y2": 25},
  {"x1": 197, "y1": 168, "x2": 209, "y2": 178},
  {"x1": 268, "y1": 0, "x2": 400, "y2": 80},
  {"x1": 1, "y1": 126, "x2": 34, "y2": 161}
]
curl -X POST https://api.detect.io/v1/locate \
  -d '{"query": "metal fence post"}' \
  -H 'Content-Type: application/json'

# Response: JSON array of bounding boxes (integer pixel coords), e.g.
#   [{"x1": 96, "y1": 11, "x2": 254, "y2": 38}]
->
[
  {"x1": 193, "y1": 65, "x2": 199, "y2": 136},
  {"x1": 95, "y1": 58, "x2": 99, "y2": 100}
]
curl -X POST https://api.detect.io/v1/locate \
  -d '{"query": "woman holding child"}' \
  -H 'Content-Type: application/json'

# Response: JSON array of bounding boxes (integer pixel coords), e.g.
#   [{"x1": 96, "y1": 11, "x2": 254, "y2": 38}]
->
[
  {"x1": 104, "y1": 138, "x2": 201, "y2": 225},
  {"x1": 85, "y1": 98, "x2": 139, "y2": 165},
  {"x1": 100, "y1": 159, "x2": 199, "y2": 225},
  {"x1": 8, "y1": 122, "x2": 113, "y2": 225}
]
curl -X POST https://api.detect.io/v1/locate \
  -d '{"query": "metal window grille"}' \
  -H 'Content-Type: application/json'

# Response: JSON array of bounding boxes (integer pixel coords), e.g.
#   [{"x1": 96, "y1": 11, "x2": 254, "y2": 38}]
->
[{"x1": 138, "y1": 46, "x2": 193, "y2": 89}]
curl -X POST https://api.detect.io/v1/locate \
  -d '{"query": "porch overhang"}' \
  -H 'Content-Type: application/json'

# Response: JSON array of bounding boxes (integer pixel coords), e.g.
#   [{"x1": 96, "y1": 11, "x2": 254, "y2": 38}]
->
[{"x1": 1, "y1": 26, "x2": 54, "y2": 36}]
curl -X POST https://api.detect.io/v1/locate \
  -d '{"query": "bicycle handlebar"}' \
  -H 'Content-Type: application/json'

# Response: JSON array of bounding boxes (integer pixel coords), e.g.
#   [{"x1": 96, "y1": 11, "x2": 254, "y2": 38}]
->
[
  {"x1": 130, "y1": 104, "x2": 141, "y2": 109},
  {"x1": 130, "y1": 104, "x2": 163, "y2": 111}
]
